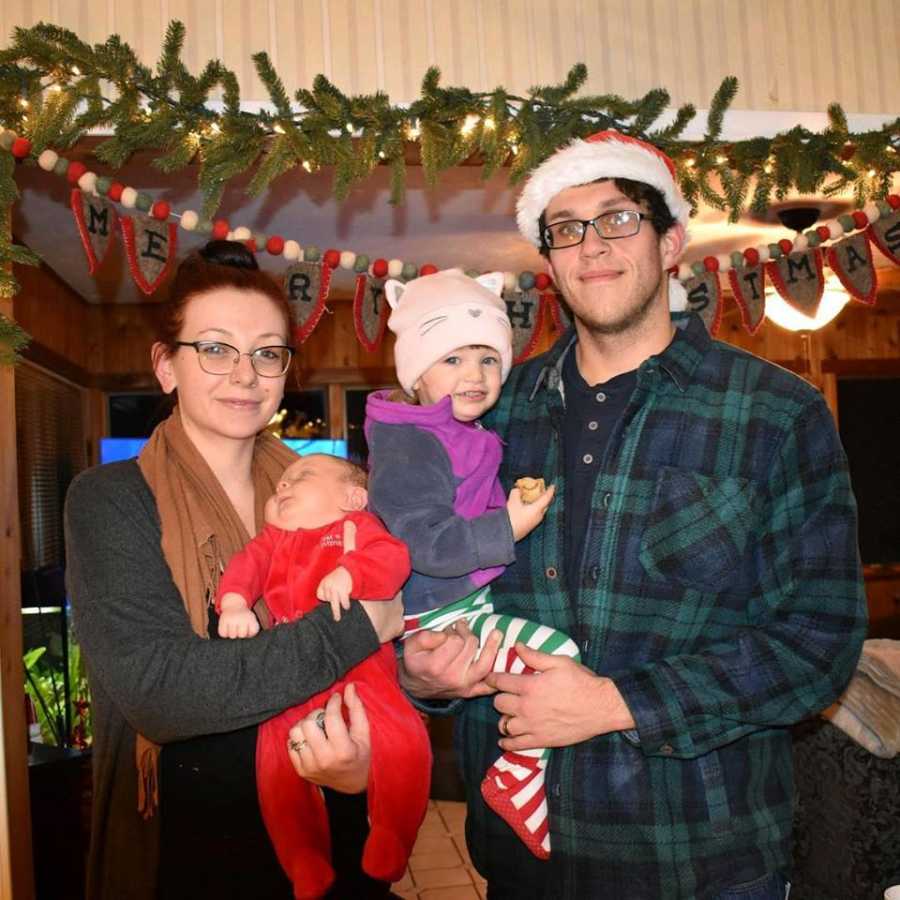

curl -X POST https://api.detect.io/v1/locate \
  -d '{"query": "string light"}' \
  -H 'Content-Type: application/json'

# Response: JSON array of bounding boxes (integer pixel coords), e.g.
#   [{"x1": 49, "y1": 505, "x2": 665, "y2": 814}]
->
[
  {"x1": 460, "y1": 114, "x2": 480, "y2": 135},
  {"x1": 273, "y1": 123, "x2": 285, "y2": 134},
  {"x1": 509, "y1": 143, "x2": 519, "y2": 155},
  {"x1": 209, "y1": 122, "x2": 221, "y2": 135},
  {"x1": 71, "y1": 66, "x2": 81, "y2": 76},
  {"x1": 483, "y1": 116, "x2": 496, "y2": 131},
  {"x1": 684, "y1": 157, "x2": 695, "y2": 169},
  {"x1": 19, "y1": 98, "x2": 29, "y2": 109},
  {"x1": 867, "y1": 168, "x2": 877, "y2": 177},
  {"x1": 345, "y1": 122, "x2": 354, "y2": 134},
  {"x1": 302, "y1": 160, "x2": 313, "y2": 172},
  {"x1": 406, "y1": 120, "x2": 420, "y2": 140},
  {"x1": 715, "y1": 154, "x2": 727, "y2": 165}
]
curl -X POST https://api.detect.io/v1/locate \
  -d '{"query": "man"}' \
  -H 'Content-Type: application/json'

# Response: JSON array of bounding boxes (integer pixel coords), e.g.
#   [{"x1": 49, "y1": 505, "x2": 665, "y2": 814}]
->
[{"x1": 400, "y1": 131, "x2": 867, "y2": 899}]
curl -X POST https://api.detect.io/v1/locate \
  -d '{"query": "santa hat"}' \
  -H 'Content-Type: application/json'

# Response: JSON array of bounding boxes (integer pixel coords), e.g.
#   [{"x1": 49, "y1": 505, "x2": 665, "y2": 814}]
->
[
  {"x1": 515, "y1": 130, "x2": 691, "y2": 248},
  {"x1": 385, "y1": 268, "x2": 512, "y2": 395}
]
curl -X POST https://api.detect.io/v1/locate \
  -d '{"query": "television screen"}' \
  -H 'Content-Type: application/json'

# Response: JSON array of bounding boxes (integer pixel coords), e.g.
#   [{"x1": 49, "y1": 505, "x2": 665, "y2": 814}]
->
[{"x1": 100, "y1": 437, "x2": 348, "y2": 464}]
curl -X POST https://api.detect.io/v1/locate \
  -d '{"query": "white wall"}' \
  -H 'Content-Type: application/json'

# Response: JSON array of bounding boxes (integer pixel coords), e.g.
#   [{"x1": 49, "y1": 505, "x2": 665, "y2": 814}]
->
[{"x1": 1, "y1": 0, "x2": 897, "y2": 114}]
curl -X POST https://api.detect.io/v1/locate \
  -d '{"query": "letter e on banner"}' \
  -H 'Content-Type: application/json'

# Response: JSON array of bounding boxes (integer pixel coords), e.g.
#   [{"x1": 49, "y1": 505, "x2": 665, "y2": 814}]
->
[{"x1": 119, "y1": 213, "x2": 178, "y2": 295}]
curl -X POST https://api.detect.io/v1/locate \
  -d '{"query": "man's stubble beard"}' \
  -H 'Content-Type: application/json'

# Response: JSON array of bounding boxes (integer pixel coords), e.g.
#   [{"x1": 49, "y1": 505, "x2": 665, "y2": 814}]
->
[{"x1": 573, "y1": 270, "x2": 664, "y2": 338}]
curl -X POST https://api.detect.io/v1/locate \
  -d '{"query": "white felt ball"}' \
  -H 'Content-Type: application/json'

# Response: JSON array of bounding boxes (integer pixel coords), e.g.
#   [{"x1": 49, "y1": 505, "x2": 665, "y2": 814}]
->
[
  {"x1": 503, "y1": 271, "x2": 517, "y2": 292},
  {"x1": 716, "y1": 253, "x2": 731, "y2": 272},
  {"x1": 828, "y1": 221, "x2": 843, "y2": 240},
  {"x1": 387, "y1": 258, "x2": 404, "y2": 278},
  {"x1": 120, "y1": 187, "x2": 138, "y2": 208},
  {"x1": 38, "y1": 149, "x2": 59, "y2": 171},
  {"x1": 232, "y1": 226, "x2": 251, "y2": 241},
  {"x1": 226, "y1": 231, "x2": 235, "y2": 241},
  {"x1": 339, "y1": 250, "x2": 356, "y2": 270},
  {"x1": 283, "y1": 240, "x2": 301, "y2": 261},
  {"x1": 78, "y1": 171, "x2": 98, "y2": 194},
  {"x1": 678, "y1": 263, "x2": 693, "y2": 281},
  {"x1": 863, "y1": 202, "x2": 880, "y2": 224},
  {"x1": 756, "y1": 244, "x2": 771, "y2": 263},
  {"x1": 180, "y1": 210, "x2": 199, "y2": 231},
  {"x1": 792, "y1": 234, "x2": 808, "y2": 254}
]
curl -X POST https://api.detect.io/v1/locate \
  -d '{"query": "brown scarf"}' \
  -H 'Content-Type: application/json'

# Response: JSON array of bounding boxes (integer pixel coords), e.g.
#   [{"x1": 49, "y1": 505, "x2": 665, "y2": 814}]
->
[{"x1": 135, "y1": 408, "x2": 296, "y2": 818}]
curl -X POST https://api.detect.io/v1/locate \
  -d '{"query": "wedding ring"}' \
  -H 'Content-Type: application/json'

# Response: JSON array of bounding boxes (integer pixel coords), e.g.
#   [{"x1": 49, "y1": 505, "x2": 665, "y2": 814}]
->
[
  {"x1": 314, "y1": 710, "x2": 327, "y2": 733},
  {"x1": 499, "y1": 715, "x2": 512, "y2": 737},
  {"x1": 289, "y1": 738, "x2": 309, "y2": 753}
]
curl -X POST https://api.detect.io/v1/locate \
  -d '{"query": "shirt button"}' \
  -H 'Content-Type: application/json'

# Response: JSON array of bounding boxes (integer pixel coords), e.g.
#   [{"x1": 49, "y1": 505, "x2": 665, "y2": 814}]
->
[
  {"x1": 582, "y1": 639, "x2": 590, "y2": 654},
  {"x1": 545, "y1": 567, "x2": 558, "y2": 580},
  {"x1": 582, "y1": 453, "x2": 594, "y2": 464},
  {"x1": 590, "y1": 565, "x2": 600, "y2": 582},
  {"x1": 588, "y1": 420, "x2": 599, "y2": 431},
  {"x1": 595, "y1": 392, "x2": 607, "y2": 403},
  {"x1": 602, "y1": 492, "x2": 611, "y2": 508},
  {"x1": 553, "y1": 783, "x2": 561, "y2": 798},
  {"x1": 660, "y1": 743, "x2": 674, "y2": 755}
]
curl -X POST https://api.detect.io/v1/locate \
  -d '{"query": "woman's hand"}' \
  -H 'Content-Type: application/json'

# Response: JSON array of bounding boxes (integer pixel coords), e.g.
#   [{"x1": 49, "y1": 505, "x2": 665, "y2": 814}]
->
[
  {"x1": 399, "y1": 620, "x2": 502, "y2": 699},
  {"x1": 286, "y1": 684, "x2": 371, "y2": 794}
]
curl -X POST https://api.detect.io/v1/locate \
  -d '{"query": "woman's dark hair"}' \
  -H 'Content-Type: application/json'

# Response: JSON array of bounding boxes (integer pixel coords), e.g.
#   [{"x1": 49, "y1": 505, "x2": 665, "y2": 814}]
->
[
  {"x1": 156, "y1": 240, "x2": 293, "y2": 350},
  {"x1": 538, "y1": 177, "x2": 677, "y2": 257}
]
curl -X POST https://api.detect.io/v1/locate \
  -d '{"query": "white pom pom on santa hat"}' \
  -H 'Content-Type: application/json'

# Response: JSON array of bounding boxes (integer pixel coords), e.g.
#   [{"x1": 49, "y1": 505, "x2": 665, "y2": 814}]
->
[{"x1": 515, "y1": 130, "x2": 691, "y2": 248}]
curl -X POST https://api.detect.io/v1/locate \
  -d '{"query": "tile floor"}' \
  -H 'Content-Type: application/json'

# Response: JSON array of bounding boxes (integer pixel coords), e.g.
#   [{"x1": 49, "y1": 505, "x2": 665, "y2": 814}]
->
[{"x1": 392, "y1": 800, "x2": 487, "y2": 900}]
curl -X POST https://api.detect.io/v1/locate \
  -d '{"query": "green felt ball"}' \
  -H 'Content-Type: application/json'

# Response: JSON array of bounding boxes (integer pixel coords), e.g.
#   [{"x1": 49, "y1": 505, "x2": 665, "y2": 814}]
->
[{"x1": 135, "y1": 192, "x2": 153, "y2": 212}]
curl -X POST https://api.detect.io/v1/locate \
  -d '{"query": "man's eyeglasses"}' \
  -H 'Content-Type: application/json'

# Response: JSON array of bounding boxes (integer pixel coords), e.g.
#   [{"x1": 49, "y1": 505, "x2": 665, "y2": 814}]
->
[
  {"x1": 542, "y1": 209, "x2": 648, "y2": 249},
  {"x1": 175, "y1": 340, "x2": 294, "y2": 377}
]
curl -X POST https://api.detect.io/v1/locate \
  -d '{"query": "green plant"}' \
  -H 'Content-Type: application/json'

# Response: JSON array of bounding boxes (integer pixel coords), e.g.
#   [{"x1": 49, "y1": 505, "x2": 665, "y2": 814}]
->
[{"x1": 23, "y1": 630, "x2": 92, "y2": 748}]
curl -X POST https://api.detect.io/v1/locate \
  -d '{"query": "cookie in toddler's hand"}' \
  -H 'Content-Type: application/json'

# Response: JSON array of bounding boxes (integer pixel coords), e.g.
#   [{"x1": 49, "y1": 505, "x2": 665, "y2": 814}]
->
[{"x1": 515, "y1": 477, "x2": 546, "y2": 504}]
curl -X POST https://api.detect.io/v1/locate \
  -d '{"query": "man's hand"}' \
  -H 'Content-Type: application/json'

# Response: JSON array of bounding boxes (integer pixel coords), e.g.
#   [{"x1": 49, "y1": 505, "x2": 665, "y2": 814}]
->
[
  {"x1": 400, "y1": 620, "x2": 503, "y2": 699},
  {"x1": 286, "y1": 684, "x2": 371, "y2": 794},
  {"x1": 217, "y1": 592, "x2": 260, "y2": 639},
  {"x1": 488, "y1": 643, "x2": 635, "y2": 750},
  {"x1": 316, "y1": 566, "x2": 353, "y2": 621},
  {"x1": 506, "y1": 484, "x2": 556, "y2": 541}
]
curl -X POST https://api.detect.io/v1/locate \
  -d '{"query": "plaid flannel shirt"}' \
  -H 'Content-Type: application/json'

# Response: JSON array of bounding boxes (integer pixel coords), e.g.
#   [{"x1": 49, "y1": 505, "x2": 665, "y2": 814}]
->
[{"x1": 454, "y1": 313, "x2": 867, "y2": 899}]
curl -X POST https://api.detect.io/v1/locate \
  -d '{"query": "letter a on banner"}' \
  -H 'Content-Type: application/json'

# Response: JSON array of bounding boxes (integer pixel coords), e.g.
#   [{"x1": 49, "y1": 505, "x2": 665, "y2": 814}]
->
[
  {"x1": 765, "y1": 248, "x2": 824, "y2": 317},
  {"x1": 284, "y1": 261, "x2": 332, "y2": 345},
  {"x1": 504, "y1": 288, "x2": 545, "y2": 363},
  {"x1": 119, "y1": 213, "x2": 178, "y2": 295},
  {"x1": 827, "y1": 232, "x2": 877, "y2": 305},
  {"x1": 71, "y1": 189, "x2": 117, "y2": 274},
  {"x1": 353, "y1": 274, "x2": 388, "y2": 352},
  {"x1": 683, "y1": 272, "x2": 723, "y2": 334},
  {"x1": 868, "y1": 210, "x2": 900, "y2": 266},
  {"x1": 727, "y1": 261, "x2": 767, "y2": 334}
]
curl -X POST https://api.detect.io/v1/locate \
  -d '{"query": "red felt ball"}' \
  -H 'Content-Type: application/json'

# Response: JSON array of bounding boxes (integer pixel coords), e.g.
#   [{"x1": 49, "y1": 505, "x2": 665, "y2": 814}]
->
[
  {"x1": 211, "y1": 219, "x2": 230, "y2": 240},
  {"x1": 743, "y1": 247, "x2": 760, "y2": 266},
  {"x1": 151, "y1": 200, "x2": 170, "y2": 220},
  {"x1": 266, "y1": 235, "x2": 285, "y2": 255},
  {"x1": 778, "y1": 238, "x2": 794, "y2": 255},
  {"x1": 887, "y1": 194, "x2": 900, "y2": 210},
  {"x1": 816, "y1": 225, "x2": 831, "y2": 241},
  {"x1": 372, "y1": 258, "x2": 389, "y2": 278},
  {"x1": 323, "y1": 248, "x2": 341, "y2": 269},
  {"x1": 66, "y1": 161, "x2": 87, "y2": 184},
  {"x1": 11, "y1": 137, "x2": 32, "y2": 159},
  {"x1": 851, "y1": 210, "x2": 868, "y2": 230},
  {"x1": 107, "y1": 182, "x2": 124, "y2": 202},
  {"x1": 534, "y1": 272, "x2": 552, "y2": 290},
  {"x1": 244, "y1": 239, "x2": 257, "y2": 253},
  {"x1": 419, "y1": 264, "x2": 438, "y2": 276},
  {"x1": 703, "y1": 256, "x2": 719, "y2": 273}
]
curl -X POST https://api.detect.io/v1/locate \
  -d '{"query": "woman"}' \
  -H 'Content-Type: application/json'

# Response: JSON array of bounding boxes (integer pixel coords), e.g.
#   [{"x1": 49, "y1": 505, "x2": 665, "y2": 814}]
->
[{"x1": 65, "y1": 241, "x2": 403, "y2": 900}]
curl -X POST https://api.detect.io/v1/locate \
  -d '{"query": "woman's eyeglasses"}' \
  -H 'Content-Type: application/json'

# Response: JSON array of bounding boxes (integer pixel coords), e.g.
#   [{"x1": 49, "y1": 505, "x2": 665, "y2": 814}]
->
[{"x1": 175, "y1": 340, "x2": 294, "y2": 377}]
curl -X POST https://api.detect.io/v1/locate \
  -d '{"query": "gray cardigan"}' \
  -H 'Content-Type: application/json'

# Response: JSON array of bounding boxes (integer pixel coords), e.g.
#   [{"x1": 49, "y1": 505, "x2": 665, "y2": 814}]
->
[{"x1": 64, "y1": 461, "x2": 381, "y2": 900}]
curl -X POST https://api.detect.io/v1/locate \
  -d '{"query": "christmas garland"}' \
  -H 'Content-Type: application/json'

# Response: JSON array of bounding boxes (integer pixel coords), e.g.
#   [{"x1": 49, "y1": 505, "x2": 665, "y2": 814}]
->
[
  {"x1": 0, "y1": 19, "x2": 897, "y2": 230},
  {"x1": 0, "y1": 310, "x2": 29, "y2": 364}
]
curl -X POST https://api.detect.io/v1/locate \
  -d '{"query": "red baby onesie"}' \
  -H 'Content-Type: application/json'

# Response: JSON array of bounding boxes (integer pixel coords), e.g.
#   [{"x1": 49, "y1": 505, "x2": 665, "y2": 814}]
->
[{"x1": 217, "y1": 510, "x2": 431, "y2": 899}]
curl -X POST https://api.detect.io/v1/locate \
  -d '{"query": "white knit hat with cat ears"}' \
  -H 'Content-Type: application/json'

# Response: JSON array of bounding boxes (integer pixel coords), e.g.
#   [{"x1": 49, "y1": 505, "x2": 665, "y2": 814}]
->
[{"x1": 385, "y1": 268, "x2": 512, "y2": 396}]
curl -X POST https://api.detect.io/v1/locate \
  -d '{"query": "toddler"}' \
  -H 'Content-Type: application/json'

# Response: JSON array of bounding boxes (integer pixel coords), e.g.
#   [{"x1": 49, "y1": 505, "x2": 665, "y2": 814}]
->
[{"x1": 364, "y1": 268, "x2": 580, "y2": 859}]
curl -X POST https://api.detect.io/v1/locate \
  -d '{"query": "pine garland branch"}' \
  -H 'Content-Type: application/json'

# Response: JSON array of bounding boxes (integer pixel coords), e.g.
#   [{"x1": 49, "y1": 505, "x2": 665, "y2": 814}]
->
[
  {"x1": 0, "y1": 21, "x2": 897, "y2": 227},
  {"x1": 0, "y1": 312, "x2": 31, "y2": 364}
]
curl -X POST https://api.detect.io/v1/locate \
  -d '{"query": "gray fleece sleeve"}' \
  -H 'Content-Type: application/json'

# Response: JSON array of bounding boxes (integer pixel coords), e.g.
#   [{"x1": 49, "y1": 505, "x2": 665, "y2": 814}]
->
[
  {"x1": 64, "y1": 463, "x2": 381, "y2": 744},
  {"x1": 367, "y1": 423, "x2": 515, "y2": 578}
]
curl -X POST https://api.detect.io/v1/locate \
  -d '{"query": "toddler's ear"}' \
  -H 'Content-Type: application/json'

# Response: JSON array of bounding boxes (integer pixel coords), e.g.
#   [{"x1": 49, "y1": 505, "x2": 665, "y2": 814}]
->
[
  {"x1": 475, "y1": 271, "x2": 504, "y2": 297},
  {"x1": 383, "y1": 279, "x2": 405, "y2": 310}
]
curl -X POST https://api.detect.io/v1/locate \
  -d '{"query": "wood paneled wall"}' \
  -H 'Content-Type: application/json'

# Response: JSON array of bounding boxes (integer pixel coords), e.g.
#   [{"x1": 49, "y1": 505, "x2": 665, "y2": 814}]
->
[{"x1": 1, "y1": 0, "x2": 897, "y2": 114}]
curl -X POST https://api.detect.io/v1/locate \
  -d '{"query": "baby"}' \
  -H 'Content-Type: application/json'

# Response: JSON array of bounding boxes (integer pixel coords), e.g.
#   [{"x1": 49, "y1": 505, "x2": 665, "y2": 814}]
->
[{"x1": 216, "y1": 453, "x2": 431, "y2": 900}]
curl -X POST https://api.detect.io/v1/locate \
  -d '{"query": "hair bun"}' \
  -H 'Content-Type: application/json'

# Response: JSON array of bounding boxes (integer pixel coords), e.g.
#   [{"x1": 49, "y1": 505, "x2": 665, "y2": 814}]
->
[{"x1": 198, "y1": 240, "x2": 260, "y2": 271}]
